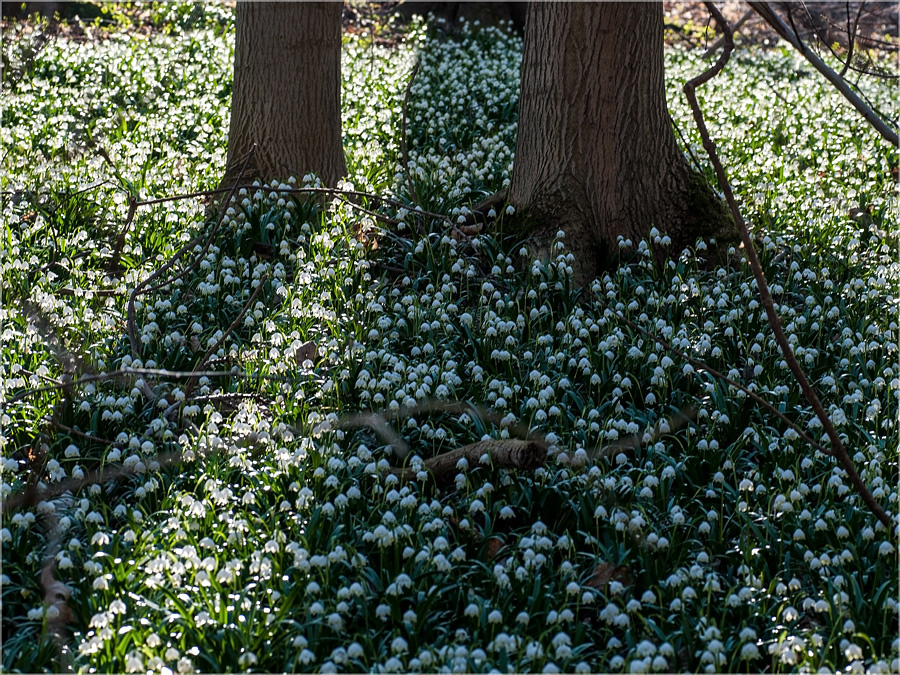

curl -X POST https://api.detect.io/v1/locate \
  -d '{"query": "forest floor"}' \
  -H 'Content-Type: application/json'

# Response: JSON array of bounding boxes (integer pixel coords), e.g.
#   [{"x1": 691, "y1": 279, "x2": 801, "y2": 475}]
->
[{"x1": 2, "y1": 3, "x2": 898, "y2": 673}]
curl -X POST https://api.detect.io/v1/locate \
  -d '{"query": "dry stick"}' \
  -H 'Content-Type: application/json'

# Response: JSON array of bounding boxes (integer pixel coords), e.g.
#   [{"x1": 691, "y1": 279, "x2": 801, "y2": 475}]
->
[
  {"x1": 182, "y1": 273, "x2": 269, "y2": 399},
  {"x1": 689, "y1": 2, "x2": 890, "y2": 529},
  {"x1": 125, "y1": 147, "x2": 256, "y2": 357},
  {"x1": 53, "y1": 287, "x2": 124, "y2": 297},
  {"x1": 338, "y1": 394, "x2": 690, "y2": 471},
  {"x1": 839, "y1": 1, "x2": 865, "y2": 78},
  {"x1": 333, "y1": 399, "x2": 547, "y2": 462},
  {"x1": 105, "y1": 196, "x2": 138, "y2": 274},
  {"x1": 592, "y1": 405, "x2": 697, "y2": 460},
  {"x1": 388, "y1": 439, "x2": 547, "y2": 489},
  {"x1": 669, "y1": 111, "x2": 707, "y2": 179},
  {"x1": 399, "y1": 61, "x2": 420, "y2": 209},
  {"x1": 336, "y1": 410, "x2": 411, "y2": 457},
  {"x1": 3, "y1": 367, "x2": 291, "y2": 407},
  {"x1": 47, "y1": 419, "x2": 117, "y2": 447},
  {"x1": 1, "y1": 444, "x2": 191, "y2": 515},
  {"x1": 23, "y1": 299, "x2": 96, "y2": 380},
  {"x1": 333, "y1": 193, "x2": 403, "y2": 227},
  {"x1": 747, "y1": 1, "x2": 899, "y2": 147},
  {"x1": 136, "y1": 184, "x2": 453, "y2": 227}
]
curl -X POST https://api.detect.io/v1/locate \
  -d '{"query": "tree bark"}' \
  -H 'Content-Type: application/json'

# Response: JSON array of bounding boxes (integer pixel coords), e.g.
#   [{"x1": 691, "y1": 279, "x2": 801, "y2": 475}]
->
[
  {"x1": 507, "y1": 2, "x2": 735, "y2": 280},
  {"x1": 224, "y1": 2, "x2": 347, "y2": 187}
]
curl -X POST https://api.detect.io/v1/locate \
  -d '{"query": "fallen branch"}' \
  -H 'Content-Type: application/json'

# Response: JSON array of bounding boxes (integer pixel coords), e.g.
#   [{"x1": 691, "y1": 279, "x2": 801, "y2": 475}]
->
[
  {"x1": 332, "y1": 399, "x2": 545, "y2": 462},
  {"x1": 136, "y1": 183, "x2": 452, "y2": 226},
  {"x1": 183, "y1": 273, "x2": 269, "y2": 399},
  {"x1": 388, "y1": 438, "x2": 547, "y2": 489},
  {"x1": 747, "y1": 1, "x2": 899, "y2": 147},
  {"x1": 105, "y1": 196, "x2": 137, "y2": 274},
  {"x1": 2, "y1": 440, "x2": 190, "y2": 516},
  {"x1": 688, "y1": 2, "x2": 890, "y2": 529},
  {"x1": 592, "y1": 405, "x2": 697, "y2": 460},
  {"x1": 3, "y1": 367, "x2": 292, "y2": 408},
  {"x1": 126, "y1": 147, "x2": 256, "y2": 358},
  {"x1": 47, "y1": 420, "x2": 116, "y2": 447}
]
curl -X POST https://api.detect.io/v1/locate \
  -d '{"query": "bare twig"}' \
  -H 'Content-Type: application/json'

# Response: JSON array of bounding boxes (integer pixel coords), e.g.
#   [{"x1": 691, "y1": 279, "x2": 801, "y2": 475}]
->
[
  {"x1": 105, "y1": 196, "x2": 137, "y2": 274},
  {"x1": 592, "y1": 405, "x2": 697, "y2": 460},
  {"x1": 126, "y1": 147, "x2": 256, "y2": 358},
  {"x1": 137, "y1": 183, "x2": 453, "y2": 226},
  {"x1": 2, "y1": 444, "x2": 187, "y2": 515},
  {"x1": 52, "y1": 287, "x2": 125, "y2": 297},
  {"x1": 388, "y1": 438, "x2": 547, "y2": 488},
  {"x1": 688, "y1": 2, "x2": 890, "y2": 529},
  {"x1": 840, "y1": 1, "x2": 865, "y2": 78},
  {"x1": 3, "y1": 367, "x2": 292, "y2": 408},
  {"x1": 23, "y1": 300, "x2": 96, "y2": 380},
  {"x1": 183, "y1": 273, "x2": 269, "y2": 399},
  {"x1": 669, "y1": 112, "x2": 707, "y2": 179},
  {"x1": 47, "y1": 420, "x2": 117, "y2": 447},
  {"x1": 703, "y1": 7, "x2": 754, "y2": 59},
  {"x1": 748, "y1": 1, "x2": 899, "y2": 147}
]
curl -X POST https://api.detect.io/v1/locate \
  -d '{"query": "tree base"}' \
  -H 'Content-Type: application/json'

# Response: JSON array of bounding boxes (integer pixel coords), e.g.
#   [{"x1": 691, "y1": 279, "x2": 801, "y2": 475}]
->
[{"x1": 507, "y1": 168, "x2": 739, "y2": 285}]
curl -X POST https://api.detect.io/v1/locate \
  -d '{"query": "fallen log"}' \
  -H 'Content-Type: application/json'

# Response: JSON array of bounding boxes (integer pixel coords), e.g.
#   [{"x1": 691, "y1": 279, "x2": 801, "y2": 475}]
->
[{"x1": 388, "y1": 438, "x2": 547, "y2": 489}]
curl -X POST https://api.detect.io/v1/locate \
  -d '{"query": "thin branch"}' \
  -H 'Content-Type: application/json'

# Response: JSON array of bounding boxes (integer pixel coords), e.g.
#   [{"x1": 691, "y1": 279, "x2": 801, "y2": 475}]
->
[
  {"x1": 592, "y1": 405, "x2": 697, "y2": 460},
  {"x1": 840, "y1": 1, "x2": 864, "y2": 78},
  {"x1": 46, "y1": 420, "x2": 117, "y2": 447},
  {"x1": 135, "y1": 184, "x2": 452, "y2": 225},
  {"x1": 703, "y1": 8, "x2": 755, "y2": 59},
  {"x1": 1, "y1": 444, "x2": 190, "y2": 515},
  {"x1": 688, "y1": 2, "x2": 890, "y2": 529},
  {"x1": 183, "y1": 273, "x2": 269, "y2": 399},
  {"x1": 669, "y1": 111, "x2": 707, "y2": 178},
  {"x1": 126, "y1": 146, "x2": 256, "y2": 358},
  {"x1": 105, "y1": 196, "x2": 138, "y2": 274},
  {"x1": 3, "y1": 367, "x2": 292, "y2": 407},
  {"x1": 748, "y1": 1, "x2": 899, "y2": 147}
]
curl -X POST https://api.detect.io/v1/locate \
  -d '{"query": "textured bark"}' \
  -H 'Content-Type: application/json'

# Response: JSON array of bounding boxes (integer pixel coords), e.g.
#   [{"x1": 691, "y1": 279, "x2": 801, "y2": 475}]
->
[
  {"x1": 225, "y1": 2, "x2": 347, "y2": 187},
  {"x1": 508, "y1": 2, "x2": 734, "y2": 280}
]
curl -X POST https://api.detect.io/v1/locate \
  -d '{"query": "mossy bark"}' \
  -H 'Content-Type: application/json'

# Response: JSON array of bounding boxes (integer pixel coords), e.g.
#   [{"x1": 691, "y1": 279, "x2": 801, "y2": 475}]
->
[{"x1": 506, "y1": 2, "x2": 736, "y2": 282}]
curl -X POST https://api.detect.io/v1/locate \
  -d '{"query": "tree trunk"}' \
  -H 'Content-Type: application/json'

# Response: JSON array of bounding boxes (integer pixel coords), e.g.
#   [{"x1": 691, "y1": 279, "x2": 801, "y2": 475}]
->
[
  {"x1": 507, "y1": 2, "x2": 734, "y2": 280},
  {"x1": 224, "y1": 2, "x2": 347, "y2": 187}
]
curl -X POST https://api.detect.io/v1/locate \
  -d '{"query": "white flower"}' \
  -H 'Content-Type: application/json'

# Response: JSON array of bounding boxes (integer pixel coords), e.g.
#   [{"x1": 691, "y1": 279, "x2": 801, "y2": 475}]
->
[
  {"x1": 740, "y1": 643, "x2": 760, "y2": 660},
  {"x1": 125, "y1": 651, "x2": 144, "y2": 673}
]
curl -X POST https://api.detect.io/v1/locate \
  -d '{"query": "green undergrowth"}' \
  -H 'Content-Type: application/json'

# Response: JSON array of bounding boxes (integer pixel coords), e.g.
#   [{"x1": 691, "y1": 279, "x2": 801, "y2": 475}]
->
[{"x1": 2, "y1": 5, "x2": 898, "y2": 674}]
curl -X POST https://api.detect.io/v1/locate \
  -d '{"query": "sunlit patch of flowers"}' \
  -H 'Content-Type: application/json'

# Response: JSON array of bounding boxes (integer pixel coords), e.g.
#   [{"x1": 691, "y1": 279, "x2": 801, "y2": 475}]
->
[{"x1": 2, "y1": 6, "x2": 897, "y2": 674}]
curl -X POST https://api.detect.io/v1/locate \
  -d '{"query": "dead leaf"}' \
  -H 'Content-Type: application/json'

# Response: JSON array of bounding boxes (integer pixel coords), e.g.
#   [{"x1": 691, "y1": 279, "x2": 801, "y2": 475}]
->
[
  {"x1": 295, "y1": 340, "x2": 317, "y2": 365},
  {"x1": 585, "y1": 562, "x2": 631, "y2": 592},
  {"x1": 451, "y1": 223, "x2": 482, "y2": 241},
  {"x1": 485, "y1": 537, "x2": 503, "y2": 561}
]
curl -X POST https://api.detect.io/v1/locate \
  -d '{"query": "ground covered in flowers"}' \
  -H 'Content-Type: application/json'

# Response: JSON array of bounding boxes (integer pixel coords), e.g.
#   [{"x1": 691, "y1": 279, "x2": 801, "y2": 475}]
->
[{"x1": 2, "y1": 5, "x2": 898, "y2": 673}]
